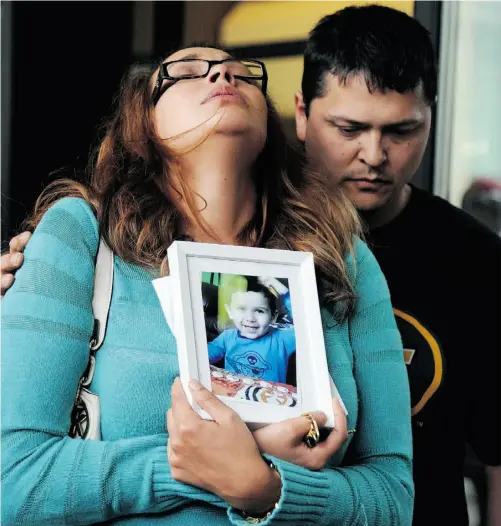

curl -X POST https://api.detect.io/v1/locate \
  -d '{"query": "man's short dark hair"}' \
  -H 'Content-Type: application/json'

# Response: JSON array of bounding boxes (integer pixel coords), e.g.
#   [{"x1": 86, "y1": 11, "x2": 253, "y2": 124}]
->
[{"x1": 302, "y1": 5, "x2": 437, "y2": 114}]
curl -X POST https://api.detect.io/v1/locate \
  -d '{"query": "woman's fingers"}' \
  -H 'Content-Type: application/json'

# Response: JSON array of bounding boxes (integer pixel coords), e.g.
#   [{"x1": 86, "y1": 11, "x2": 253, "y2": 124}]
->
[
  {"x1": 288, "y1": 410, "x2": 328, "y2": 442},
  {"x1": 170, "y1": 377, "x2": 200, "y2": 422},
  {"x1": 253, "y1": 410, "x2": 326, "y2": 450},
  {"x1": 188, "y1": 378, "x2": 239, "y2": 425},
  {"x1": 166, "y1": 377, "x2": 271, "y2": 508},
  {"x1": 167, "y1": 437, "x2": 173, "y2": 462},
  {"x1": 166, "y1": 410, "x2": 176, "y2": 464},
  {"x1": 166, "y1": 408, "x2": 174, "y2": 435},
  {"x1": 170, "y1": 377, "x2": 239, "y2": 426},
  {"x1": 316, "y1": 396, "x2": 349, "y2": 455},
  {"x1": 168, "y1": 380, "x2": 348, "y2": 478},
  {"x1": 252, "y1": 409, "x2": 331, "y2": 470},
  {"x1": 332, "y1": 396, "x2": 348, "y2": 436}
]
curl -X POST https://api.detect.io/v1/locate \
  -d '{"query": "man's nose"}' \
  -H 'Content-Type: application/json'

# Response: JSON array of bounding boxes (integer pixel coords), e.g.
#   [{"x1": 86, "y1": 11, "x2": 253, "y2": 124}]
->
[{"x1": 358, "y1": 130, "x2": 387, "y2": 168}]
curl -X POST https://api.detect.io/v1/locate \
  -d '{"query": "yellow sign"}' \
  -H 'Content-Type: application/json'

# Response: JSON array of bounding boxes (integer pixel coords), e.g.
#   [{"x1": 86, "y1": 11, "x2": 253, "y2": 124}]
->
[
  {"x1": 221, "y1": 1, "x2": 414, "y2": 47},
  {"x1": 220, "y1": 1, "x2": 415, "y2": 117}
]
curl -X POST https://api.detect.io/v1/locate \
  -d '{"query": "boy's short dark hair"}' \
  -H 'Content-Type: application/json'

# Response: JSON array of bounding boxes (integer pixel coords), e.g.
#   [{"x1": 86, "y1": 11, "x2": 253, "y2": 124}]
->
[
  {"x1": 242, "y1": 277, "x2": 279, "y2": 314},
  {"x1": 302, "y1": 5, "x2": 438, "y2": 114}
]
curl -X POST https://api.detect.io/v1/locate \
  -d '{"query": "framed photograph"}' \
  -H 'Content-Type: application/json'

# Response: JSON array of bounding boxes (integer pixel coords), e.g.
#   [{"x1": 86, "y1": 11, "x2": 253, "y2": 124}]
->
[{"x1": 153, "y1": 241, "x2": 336, "y2": 429}]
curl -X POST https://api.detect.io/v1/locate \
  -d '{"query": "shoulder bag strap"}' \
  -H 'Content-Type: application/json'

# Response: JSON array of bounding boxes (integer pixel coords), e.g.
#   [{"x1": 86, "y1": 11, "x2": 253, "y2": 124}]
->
[{"x1": 91, "y1": 237, "x2": 114, "y2": 351}]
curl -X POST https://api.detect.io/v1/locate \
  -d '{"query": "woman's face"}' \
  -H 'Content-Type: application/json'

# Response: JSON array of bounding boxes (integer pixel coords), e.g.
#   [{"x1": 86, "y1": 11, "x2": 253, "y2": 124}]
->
[{"x1": 151, "y1": 47, "x2": 268, "y2": 150}]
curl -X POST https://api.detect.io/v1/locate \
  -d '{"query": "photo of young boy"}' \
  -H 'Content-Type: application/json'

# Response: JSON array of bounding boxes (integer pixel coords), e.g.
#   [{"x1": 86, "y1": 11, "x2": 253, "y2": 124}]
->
[{"x1": 201, "y1": 273, "x2": 297, "y2": 404}]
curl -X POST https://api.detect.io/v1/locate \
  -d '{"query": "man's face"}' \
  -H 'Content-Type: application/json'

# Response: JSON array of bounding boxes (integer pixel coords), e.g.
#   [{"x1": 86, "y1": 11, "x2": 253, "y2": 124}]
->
[{"x1": 295, "y1": 73, "x2": 431, "y2": 212}]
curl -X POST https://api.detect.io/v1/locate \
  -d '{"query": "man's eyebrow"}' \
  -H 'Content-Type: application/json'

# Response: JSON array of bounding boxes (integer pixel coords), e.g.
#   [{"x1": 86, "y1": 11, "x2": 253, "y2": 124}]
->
[
  {"x1": 325, "y1": 115, "x2": 369, "y2": 126},
  {"x1": 383, "y1": 118, "x2": 423, "y2": 127},
  {"x1": 325, "y1": 115, "x2": 423, "y2": 127}
]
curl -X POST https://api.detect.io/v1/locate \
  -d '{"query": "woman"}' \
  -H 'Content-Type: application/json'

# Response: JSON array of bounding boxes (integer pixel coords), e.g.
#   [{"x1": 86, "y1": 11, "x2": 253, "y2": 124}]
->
[{"x1": 1, "y1": 46, "x2": 413, "y2": 525}]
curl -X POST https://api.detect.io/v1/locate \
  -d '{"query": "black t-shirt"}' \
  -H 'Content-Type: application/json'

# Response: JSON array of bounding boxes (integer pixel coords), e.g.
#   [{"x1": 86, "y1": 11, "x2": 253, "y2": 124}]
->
[{"x1": 366, "y1": 185, "x2": 501, "y2": 526}]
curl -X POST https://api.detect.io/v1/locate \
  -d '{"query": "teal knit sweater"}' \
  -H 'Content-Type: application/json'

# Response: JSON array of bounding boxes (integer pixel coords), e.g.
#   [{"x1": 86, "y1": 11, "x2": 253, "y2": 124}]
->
[{"x1": 1, "y1": 198, "x2": 413, "y2": 525}]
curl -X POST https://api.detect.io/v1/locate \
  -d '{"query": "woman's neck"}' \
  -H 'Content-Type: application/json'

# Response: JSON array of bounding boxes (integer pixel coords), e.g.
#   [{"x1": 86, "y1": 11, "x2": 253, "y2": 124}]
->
[{"x1": 171, "y1": 143, "x2": 257, "y2": 245}]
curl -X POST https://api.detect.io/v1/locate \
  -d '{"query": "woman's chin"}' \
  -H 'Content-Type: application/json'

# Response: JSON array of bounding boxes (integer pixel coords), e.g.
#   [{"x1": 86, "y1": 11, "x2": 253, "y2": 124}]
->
[{"x1": 163, "y1": 113, "x2": 266, "y2": 156}]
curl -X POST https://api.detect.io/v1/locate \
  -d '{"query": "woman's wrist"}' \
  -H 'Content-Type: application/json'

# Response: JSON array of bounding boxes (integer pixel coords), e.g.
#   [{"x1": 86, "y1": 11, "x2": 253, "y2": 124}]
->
[{"x1": 233, "y1": 458, "x2": 282, "y2": 520}]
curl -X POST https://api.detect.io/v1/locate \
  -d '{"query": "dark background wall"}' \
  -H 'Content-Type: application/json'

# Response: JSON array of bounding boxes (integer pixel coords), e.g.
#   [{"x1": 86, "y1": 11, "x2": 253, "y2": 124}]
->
[{"x1": 1, "y1": 1, "x2": 184, "y2": 245}]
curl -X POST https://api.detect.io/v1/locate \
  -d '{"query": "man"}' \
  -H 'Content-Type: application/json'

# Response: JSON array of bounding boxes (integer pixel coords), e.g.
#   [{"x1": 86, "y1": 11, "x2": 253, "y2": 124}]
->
[
  {"x1": 293, "y1": 5, "x2": 501, "y2": 525},
  {"x1": 2, "y1": 5, "x2": 501, "y2": 525}
]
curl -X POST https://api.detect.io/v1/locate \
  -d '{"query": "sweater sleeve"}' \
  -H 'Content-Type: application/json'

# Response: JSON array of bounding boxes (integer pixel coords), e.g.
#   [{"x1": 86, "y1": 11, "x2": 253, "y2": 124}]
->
[
  {"x1": 1, "y1": 198, "x2": 225, "y2": 525},
  {"x1": 227, "y1": 239, "x2": 414, "y2": 526}
]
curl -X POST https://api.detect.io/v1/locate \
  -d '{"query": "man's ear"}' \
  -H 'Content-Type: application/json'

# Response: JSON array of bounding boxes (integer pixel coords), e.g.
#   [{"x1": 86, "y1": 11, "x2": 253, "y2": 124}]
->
[{"x1": 295, "y1": 92, "x2": 307, "y2": 142}]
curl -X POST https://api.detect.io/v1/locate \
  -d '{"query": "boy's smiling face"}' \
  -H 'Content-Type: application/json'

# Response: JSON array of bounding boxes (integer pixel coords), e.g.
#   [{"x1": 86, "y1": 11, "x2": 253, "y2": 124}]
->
[{"x1": 226, "y1": 290, "x2": 276, "y2": 339}]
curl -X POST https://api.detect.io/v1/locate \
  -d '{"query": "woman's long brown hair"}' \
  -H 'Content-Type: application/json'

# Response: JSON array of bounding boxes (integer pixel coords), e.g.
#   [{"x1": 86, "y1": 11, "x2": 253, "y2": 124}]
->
[{"x1": 24, "y1": 56, "x2": 362, "y2": 321}]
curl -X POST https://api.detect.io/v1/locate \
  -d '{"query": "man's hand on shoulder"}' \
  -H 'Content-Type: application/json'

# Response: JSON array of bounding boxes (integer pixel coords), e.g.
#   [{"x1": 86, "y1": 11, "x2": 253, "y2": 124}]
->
[{"x1": 1, "y1": 231, "x2": 31, "y2": 298}]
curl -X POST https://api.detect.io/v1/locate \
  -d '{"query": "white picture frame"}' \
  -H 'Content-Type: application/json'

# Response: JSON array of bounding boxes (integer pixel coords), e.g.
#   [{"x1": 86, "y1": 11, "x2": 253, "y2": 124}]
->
[{"x1": 153, "y1": 241, "x2": 336, "y2": 430}]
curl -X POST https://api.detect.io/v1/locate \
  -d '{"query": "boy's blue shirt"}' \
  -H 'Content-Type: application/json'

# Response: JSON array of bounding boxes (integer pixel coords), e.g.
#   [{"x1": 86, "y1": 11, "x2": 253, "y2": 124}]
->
[{"x1": 208, "y1": 329, "x2": 295, "y2": 384}]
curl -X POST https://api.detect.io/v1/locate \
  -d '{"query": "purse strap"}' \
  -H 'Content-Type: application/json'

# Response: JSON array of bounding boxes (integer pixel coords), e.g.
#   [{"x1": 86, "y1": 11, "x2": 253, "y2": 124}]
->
[
  {"x1": 79, "y1": 238, "x2": 114, "y2": 389},
  {"x1": 69, "y1": 238, "x2": 114, "y2": 438},
  {"x1": 90, "y1": 238, "x2": 114, "y2": 351}
]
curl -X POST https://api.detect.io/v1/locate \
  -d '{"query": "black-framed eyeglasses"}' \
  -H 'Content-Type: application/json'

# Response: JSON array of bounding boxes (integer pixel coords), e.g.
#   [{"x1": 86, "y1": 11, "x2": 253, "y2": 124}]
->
[{"x1": 151, "y1": 58, "x2": 268, "y2": 106}]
